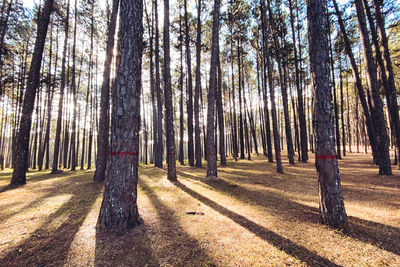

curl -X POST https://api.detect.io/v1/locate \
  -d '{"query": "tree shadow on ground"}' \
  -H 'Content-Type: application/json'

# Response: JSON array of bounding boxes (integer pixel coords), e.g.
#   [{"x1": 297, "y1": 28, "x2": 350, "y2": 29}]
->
[
  {"x1": 176, "y1": 170, "x2": 400, "y2": 257},
  {"x1": 94, "y1": 176, "x2": 216, "y2": 267},
  {"x1": 0, "y1": 170, "x2": 85, "y2": 193},
  {"x1": 0, "y1": 176, "x2": 103, "y2": 267},
  {"x1": 173, "y1": 180, "x2": 340, "y2": 266}
]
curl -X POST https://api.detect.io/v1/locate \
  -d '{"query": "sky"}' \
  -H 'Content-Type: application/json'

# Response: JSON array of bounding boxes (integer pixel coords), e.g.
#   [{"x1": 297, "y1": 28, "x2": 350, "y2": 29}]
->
[{"x1": 22, "y1": 0, "x2": 108, "y2": 9}]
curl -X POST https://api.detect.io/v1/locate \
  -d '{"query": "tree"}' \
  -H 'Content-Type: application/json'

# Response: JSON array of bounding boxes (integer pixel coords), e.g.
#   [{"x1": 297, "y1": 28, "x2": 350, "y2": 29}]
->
[
  {"x1": 11, "y1": 0, "x2": 54, "y2": 185},
  {"x1": 194, "y1": 0, "x2": 202, "y2": 167},
  {"x1": 184, "y1": 0, "x2": 194, "y2": 167},
  {"x1": 164, "y1": 0, "x2": 177, "y2": 181},
  {"x1": 52, "y1": 0, "x2": 70, "y2": 174},
  {"x1": 206, "y1": 0, "x2": 221, "y2": 179},
  {"x1": 307, "y1": 0, "x2": 348, "y2": 231},
  {"x1": 94, "y1": 0, "x2": 120, "y2": 181},
  {"x1": 354, "y1": 0, "x2": 391, "y2": 175},
  {"x1": 97, "y1": 0, "x2": 143, "y2": 233},
  {"x1": 154, "y1": 0, "x2": 163, "y2": 168}
]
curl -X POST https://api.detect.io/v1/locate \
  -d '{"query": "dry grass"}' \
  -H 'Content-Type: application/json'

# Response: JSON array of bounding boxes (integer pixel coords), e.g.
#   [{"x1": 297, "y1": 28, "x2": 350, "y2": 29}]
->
[{"x1": 0, "y1": 152, "x2": 399, "y2": 266}]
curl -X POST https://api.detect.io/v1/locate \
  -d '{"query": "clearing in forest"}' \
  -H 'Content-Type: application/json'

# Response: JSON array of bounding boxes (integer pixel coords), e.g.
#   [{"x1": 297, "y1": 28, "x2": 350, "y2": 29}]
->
[{"x1": 0, "y1": 153, "x2": 399, "y2": 266}]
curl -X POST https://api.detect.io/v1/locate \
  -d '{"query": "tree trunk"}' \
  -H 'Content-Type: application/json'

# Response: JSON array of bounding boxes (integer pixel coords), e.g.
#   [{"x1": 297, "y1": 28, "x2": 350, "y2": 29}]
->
[
  {"x1": 369, "y1": 0, "x2": 400, "y2": 167},
  {"x1": 154, "y1": 0, "x2": 163, "y2": 168},
  {"x1": 11, "y1": 0, "x2": 54, "y2": 185},
  {"x1": 194, "y1": 0, "x2": 202, "y2": 167},
  {"x1": 94, "y1": 0, "x2": 119, "y2": 181},
  {"x1": 163, "y1": 0, "x2": 177, "y2": 181},
  {"x1": 97, "y1": 0, "x2": 143, "y2": 233},
  {"x1": 184, "y1": 0, "x2": 194, "y2": 167},
  {"x1": 206, "y1": 0, "x2": 220, "y2": 179},
  {"x1": 179, "y1": 6, "x2": 185, "y2": 166},
  {"x1": 261, "y1": 0, "x2": 282, "y2": 173},
  {"x1": 51, "y1": 0, "x2": 69, "y2": 174},
  {"x1": 354, "y1": 0, "x2": 391, "y2": 175},
  {"x1": 266, "y1": 0, "x2": 294, "y2": 165},
  {"x1": 288, "y1": 0, "x2": 308, "y2": 162},
  {"x1": 216, "y1": 53, "x2": 226, "y2": 165},
  {"x1": 307, "y1": 0, "x2": 349, "y2": 231},
  {"x1": 332, "y1": 0, "x2": 378, "y2": 164}
]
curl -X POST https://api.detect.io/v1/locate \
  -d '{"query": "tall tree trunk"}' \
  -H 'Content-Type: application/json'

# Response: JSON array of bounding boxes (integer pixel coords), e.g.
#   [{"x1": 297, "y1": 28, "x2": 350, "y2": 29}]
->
[
  {"x1": 288, "y1": 0, "x2": 308, "y2": 162},
  {"x1": 179, "y1": 6, "x2": 185, "y2": 166},
  {"x1": 11, "y1": 0, "x2": 54, "y2": 185},
  {"x1": 368, "y1": 0, "x2": 400, "y2": 167},
  {"x1": 307, "y1": 0, "x2": 349, "y2": 231},
  {"x1": 97, "y1": 0, "x2": 143, "y2": 233},
  {"x1": 163, "y1": 0, "x2": 177, "y2": 181},
  {"x1": 354, "y1": 0, "x2": 391, "y2": 175},
  {"x1": 51, "y1": 0, "x2": 69, "y2": 174},
  {"x1": 206, "y1": 0, "x2": 220, "y2": 179},
  {"x1": 237, "y1": 40, "x2": 245, "y2": 160},
  {"x1": 332, "y1": 0, "x2": 378, "y2": 164},
  {"x1": 154, "y1": 0, "x2": 163, "y2": 168},
  {"x1": 230, "y1": 22, "x2": 238, "y2": 161},
  {"x1": 261, "y1": 0, "x2": 282, "y2": 173},
  {"x1": 94, "y1": 0, "x2": 119, "y2": 181},
  {"x1": 194, "y1": 0, "x2": 202, "y2": 167},
  {"x1": 216, "y1": 52, "x2": 226, "y2": 165},
  {"x1": 328, "y1": 24, "x2": 341, "y2": 159},
  {"x1": 266, "y1": 0, "x2": 295, "y2": 165},
  {"x1": 339, "y1": 58, "x2": 346, "y2": 156},
  {"x1": 184, "y1": 0, "x2": 194, "y2": 167}
]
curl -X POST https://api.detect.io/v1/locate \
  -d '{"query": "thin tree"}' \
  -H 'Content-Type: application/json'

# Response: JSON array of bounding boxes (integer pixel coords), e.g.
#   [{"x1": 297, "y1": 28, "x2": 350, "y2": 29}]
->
[
  {"x1": 163, "y1": 0, "x2": 177, "y2": 181},
  {"x1": 307, "y1": 0, "x2": 349, "y2": 231},
  {"x1": 154, "y1": 0, "x2": 163, "y2": 168},
  {"x1": 11, "y1": 0, "x2": 54, "y2": 185},
  {"x1": 184, "y1": 0, "x2": 194, "y2": 166},
  {"x1": 51, "y1": 0, "x2": 70, "y2": 174},
  {"x1": 97, "y1": 0, "x2": 143, "y2": 233},
  {"x1": 206, "y1": 0, "x2": 221, "y2": 179},
  {"x1": 194, "y1": 0, "x2": 202, "y2": 167},
  {"x1": 354, "y1": 0, "x2": 391, "y2": 175},
  {"x1": 94, "y1": 0, "x2": 120, "y2": 181}
]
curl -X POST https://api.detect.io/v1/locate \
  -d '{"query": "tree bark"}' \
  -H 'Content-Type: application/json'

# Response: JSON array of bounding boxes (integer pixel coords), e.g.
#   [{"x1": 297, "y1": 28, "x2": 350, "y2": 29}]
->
[
  {"x1": 307, "y1": 0, "x2": 349, "y2": 231},
  {"x1": 97, "y1": 0, "x2": 143, "y2": 233},
  {"x1": 354, "y1": 0, "x2": 391, "y2": 175},
  {"x1": 288, "y1": 0, "x2": 308, "y2": 162},
  {"x1": 194, "y1": 0, "x2": 202, "y2": 167},
  {"x1": 206, "y1": 0, "x2": 220, "y2": 179},
  {"x1": 94, "y1": 0, "x2": 119, "y2": 181},
  {"x1": 11, "y1": 0, "x2": 54, "y2": 185},
  {"x1": 51, "y1": 0, "x2": 69, "y2": 174},
  {"x1": 184, "y1": 0, "x2": 194, "y2": 166},
  {"x1": 261, "y1": 0, "x2": 282, "y2": 173},
  {"x1": 163, "y1": 0, "x2": 177, "y2": 181},
  {"x1": 154, "y1": 0, "x2": 163, "y2": 168}
]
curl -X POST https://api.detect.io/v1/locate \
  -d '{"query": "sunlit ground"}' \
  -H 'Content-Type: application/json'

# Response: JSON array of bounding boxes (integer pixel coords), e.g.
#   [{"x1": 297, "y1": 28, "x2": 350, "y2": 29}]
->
[{"x1": 0, "y1": 152, "x2": 399, "y2": 266}]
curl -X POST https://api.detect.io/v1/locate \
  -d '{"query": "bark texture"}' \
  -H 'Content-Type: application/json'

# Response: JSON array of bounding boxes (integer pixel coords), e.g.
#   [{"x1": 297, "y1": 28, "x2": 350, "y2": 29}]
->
[
  {"x1": 206, "y1": 0, "x2": 220, "y2": 179},
  {"x1": 307, "y1": 0, "x2": 348, "y2": 231},
  {"x1": 97, "y1": 0, "x2": 143, "y2": 233},
  {"x1": 94, "y1": 0, "x2": 120, "y2": 181},
  {"x1": 11, "y1": 0, "x2": 54, "y2": 185},
  {"x1": 164, "y1": 0, "x2": 177, "y2": 181}
]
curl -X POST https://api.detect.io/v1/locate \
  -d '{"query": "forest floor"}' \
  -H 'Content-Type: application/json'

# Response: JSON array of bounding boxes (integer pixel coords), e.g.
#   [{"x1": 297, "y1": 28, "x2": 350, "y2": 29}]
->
[{"x1": 0, "y1": 152, "x2": 399, "y2": 266}]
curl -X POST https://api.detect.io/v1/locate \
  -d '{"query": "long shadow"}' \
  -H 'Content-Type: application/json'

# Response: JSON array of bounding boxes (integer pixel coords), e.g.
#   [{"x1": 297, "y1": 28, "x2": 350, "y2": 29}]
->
[
  {"x1": 0, "y1": 178, "x2": 103, "y2": 267},
  {"x1": 173, "y1": 180, "x2": 340, "y2": 266},
  {"x1": 0, "y1": 170, "x2": 86, "y2": 194},
  {"x1": 94, "y1": 224, "x2": 159, "y2": 267},
  {"x1": 137, "y1": 178, "x2": 216, "y2": 266},
  {"x1": 176, "y1": 170, "x2": 400, "y2": 257}
]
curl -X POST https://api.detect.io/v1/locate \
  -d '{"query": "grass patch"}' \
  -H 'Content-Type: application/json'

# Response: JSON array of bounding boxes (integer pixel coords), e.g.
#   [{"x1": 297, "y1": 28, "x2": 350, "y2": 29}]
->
[{"x1": 0, "y1": 153, "x2": 399, "y2": 266}]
